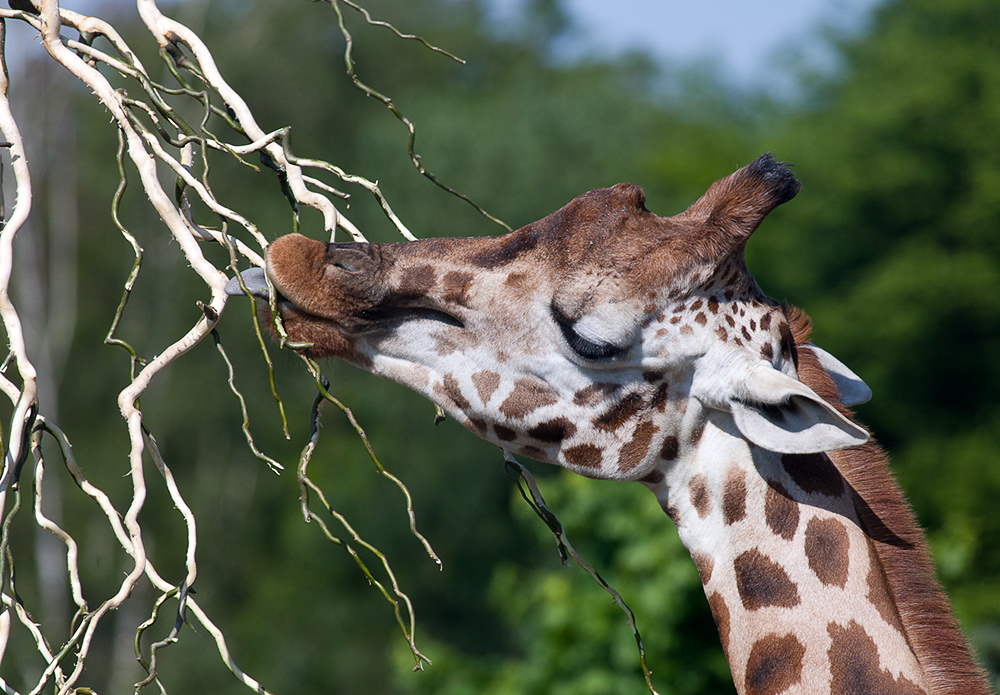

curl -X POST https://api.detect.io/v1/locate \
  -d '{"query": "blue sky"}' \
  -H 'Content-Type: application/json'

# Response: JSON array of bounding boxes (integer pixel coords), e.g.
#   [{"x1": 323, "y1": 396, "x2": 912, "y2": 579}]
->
[{"x1": 496, "y1": 0, "x2": 882, "y2": 89}]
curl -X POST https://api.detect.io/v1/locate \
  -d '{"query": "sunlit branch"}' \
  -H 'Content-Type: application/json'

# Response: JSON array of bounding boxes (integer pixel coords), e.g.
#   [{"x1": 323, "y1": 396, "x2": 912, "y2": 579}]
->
[{"x1": 0, "y1": 0, "x2": 514, "y2": 690}]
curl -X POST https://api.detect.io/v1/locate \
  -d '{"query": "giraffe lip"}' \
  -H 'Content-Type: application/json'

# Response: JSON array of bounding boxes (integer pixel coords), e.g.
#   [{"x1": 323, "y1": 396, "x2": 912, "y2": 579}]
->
[{"x1": 358, "y1": 304, "x2": 465, "y2": 330}]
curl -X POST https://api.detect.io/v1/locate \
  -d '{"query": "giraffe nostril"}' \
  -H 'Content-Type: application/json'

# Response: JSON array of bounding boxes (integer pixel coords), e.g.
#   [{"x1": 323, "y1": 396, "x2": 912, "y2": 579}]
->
[{"x1": 325, "y1": 243, "x2": 374, "y2": 275}]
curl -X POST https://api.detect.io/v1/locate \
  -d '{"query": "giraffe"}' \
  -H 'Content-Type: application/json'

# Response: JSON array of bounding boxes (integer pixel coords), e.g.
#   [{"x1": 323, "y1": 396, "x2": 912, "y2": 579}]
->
[{"x1": 228, "y1": 154, "x2": 992, "y2": 694}]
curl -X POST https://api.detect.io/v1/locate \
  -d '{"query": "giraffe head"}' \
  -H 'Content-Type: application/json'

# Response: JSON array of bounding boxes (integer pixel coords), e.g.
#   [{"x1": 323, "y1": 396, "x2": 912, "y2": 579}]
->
[{"x1": 231, "y1": 154, "x2": 869, "y2": 480}]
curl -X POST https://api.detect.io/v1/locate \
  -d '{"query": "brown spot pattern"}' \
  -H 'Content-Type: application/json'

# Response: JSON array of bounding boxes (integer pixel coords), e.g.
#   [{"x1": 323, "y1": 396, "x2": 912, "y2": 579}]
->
[
  {"x1": 781, "y1": 453, "x2": 846, "y2": 497},
  {"x1": 494, "y1": 424, "x2": 517, "y2": 441},
  {"x1": 804, "y1": 517, "x2": 850, "y2": 588},
  {"x1": 722, "y1": 466, "x2": 747, "y2": 525},
  {"x1": 638, "y1": 469, "x2": 664, "y2": 485},
  {"x1": 431, "y1": 333, "x2": 457, "y2": 357},
  {"x1": 441, "y1": 271, "x2": 474, "y2": 307},
  {"x1": 472, "y1": 370, "x2": 501, "y2": 404},
  {"x1": 499, "y1": 378, "x2": 559, "y2": 419},
  {"x1": 503, "y1": 272, "x2": 531, "y2": 291},
  {"x1": 744, "y1": 634, "x2": 806, "y2": 695},
  {"x1": 528, "y1": 418, "x2": 576, "y2": 443},
  {"x1": 662, "y1": 503, "x2": 680, "y2": 523},
  {"x1": 689, "y1": 473, "x2": 712, "y2": 518},
  {"x1": 466, "y1": 418, "x2": 486, "y2": 435},
  {"x1": 734, "y1": 550, "x2": 801, "y2": 610},
  {"x1": 828, "y1": 621, "x2": 927, "y2": 695},
  {"x1": 618, "y1": 420, "x2": 658, "y2": 472},
  {"x1": 519, "y1": 445, "x2": 545, "y2": 460},
  {"x1": 866, "y1": 540, "x2": 906, "y2": 633},
  {"x1": 690, "y1": 418, "x2": 707, "y2": 445},
  {"x1": 660, "y1": 435, "x2": 679, "y2": 460},
  {"x1": 397, "y1": 265, "x2": 436, "y2": 296},
  {"x1": 692, "y1": 552, "x2": 714, "y2": 585},
  {"x1": 695, "y1": 312, "x2": 707, "y2": 326},
  {"x1": 472, "y1": 228, "x2": 538, "y2": 267},
  {"x1": 593, "y1": 392, "x2": 644, "y2": 431},
  {"x1": 765, "y1": 482, "x2": 800, "y2": 541},
  {"x1": 572, "y1": 382, "x2": 619, "y2": 406},
  {"x1": 563, "y1": 444, "x2": 603, "y2": 469},
  {"x1": 707, "y1": 592, "x2": 731, "y2": 655},
  {"x1": 650, "y1": 382, "x2": 670, "y2": 412},
  {"x1": 437, "y1": 374, "x2": 471, "y2": 411}
]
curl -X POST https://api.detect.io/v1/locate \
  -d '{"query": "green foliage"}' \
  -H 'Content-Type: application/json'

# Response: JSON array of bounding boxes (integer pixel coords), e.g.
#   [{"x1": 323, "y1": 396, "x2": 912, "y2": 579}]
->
[{"x1": 393, "y1": 472, "x2": 732, "y2": 695}]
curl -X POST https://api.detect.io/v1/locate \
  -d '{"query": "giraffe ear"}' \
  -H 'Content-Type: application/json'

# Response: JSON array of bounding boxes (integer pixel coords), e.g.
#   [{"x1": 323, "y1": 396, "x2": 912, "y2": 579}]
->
[
  {"x1": 728, "y1": 365, "x2": 870, "y2": 454},
  {"x1": 802, "y1": 344, "x2": 872, "y2": 407}
]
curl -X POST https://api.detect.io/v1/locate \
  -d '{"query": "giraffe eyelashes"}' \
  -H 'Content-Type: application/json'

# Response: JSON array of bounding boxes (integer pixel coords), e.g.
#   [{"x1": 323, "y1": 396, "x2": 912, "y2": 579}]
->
[{"x1": 550, "y1": 303, "x2": 630, "y2": 361}]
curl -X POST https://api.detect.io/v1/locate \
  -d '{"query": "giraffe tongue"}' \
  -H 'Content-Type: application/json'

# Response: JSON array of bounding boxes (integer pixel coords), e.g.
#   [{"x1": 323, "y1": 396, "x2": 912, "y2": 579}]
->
[{"x1": 225, "y1": 267, "x2": 271, "y2": 300}]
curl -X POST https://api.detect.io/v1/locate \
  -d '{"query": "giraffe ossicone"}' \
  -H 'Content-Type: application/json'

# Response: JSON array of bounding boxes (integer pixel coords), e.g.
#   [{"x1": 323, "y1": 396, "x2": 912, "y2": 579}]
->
[{"x1": 229, "y1": 154, "x2": 991, "y2": 694}]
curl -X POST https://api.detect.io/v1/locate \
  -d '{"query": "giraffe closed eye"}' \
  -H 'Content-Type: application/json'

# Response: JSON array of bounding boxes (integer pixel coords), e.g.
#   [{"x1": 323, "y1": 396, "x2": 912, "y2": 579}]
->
[{"x1": 550, "y1": 302, "x2": 629, "y2": 360}]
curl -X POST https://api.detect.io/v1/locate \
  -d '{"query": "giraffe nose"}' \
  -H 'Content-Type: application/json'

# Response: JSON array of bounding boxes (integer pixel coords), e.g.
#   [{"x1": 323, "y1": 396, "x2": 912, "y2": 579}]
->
[{"x1": 226, "y1": 267, "x2": 270, "y2": 300}]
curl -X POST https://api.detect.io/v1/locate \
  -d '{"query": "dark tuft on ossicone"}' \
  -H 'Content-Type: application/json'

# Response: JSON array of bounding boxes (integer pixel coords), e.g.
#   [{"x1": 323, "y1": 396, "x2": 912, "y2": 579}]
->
[{"x1": 746, "y1": 153, "x2": 801, "y2": 208}]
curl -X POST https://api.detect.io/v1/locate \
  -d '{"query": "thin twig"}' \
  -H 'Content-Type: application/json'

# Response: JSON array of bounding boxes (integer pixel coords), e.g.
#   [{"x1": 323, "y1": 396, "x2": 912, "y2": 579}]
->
[
  {"x1": 296, "y1": 386, "x2": 432, "y2": 670},
  {"x1": 504, "y1": 452, "x2": 661, "y2": 695},
  {"x1": 325, "y1": 0, "x2": 512, "y2": 231}
]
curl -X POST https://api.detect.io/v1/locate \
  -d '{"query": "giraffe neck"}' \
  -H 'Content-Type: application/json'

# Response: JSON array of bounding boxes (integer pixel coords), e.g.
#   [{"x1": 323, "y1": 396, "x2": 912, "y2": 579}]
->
[{"x1": 646, "y1": 405, "x2": 931, "y2": 693}]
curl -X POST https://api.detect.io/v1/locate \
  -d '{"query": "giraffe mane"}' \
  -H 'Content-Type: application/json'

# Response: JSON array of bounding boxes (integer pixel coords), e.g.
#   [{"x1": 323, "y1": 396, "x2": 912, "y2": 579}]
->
[{"x1": 785, "y1": 304, "x2": 992, "y2": 695}]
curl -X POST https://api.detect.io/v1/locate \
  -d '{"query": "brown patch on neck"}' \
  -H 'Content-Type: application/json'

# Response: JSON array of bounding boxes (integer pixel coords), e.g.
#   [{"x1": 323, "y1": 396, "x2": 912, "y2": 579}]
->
[
  {"x1": 592, "y1": 392, "x2": 645, "y2": 431},
  {"x1": 707, "y1": 592, "x2": 731, "y2": 655},
  {"x1": 764, "y1": 481, "x2": 800, "y2": 540},
  {"x1": 827, "y1": 621, "x2": 926, "y2": 694},
  {"x1": 733, "y1": 549, "x2": 800, "y2": 610},
  {"x1": 803, "y1": 517, "x2": 850, "y2": 588},
  {"x1": 745, "y1": 633, "x2": 806, "y2": 695},
  {"x1": 722, "y1": 466, "x2": 747, "y2": 525},
  {"x1": 786, "y1": 304, "x2": 992, "y2": 694},
  {"x1": 689, "y1": 473, "x2": 713, "y2": 519}
]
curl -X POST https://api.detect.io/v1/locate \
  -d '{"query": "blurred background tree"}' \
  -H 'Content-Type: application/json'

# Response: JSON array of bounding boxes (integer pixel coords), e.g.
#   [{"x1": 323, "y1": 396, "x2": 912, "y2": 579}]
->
[{"x1": 3, "y1": 0, "x2": 998, "y2": 692}]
